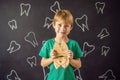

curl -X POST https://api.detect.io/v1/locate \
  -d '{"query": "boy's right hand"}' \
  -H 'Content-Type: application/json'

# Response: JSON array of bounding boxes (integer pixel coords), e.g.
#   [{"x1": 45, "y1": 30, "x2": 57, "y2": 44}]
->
[{"x1": 50, "y1": 49, "x2": 57, "y2": 59}]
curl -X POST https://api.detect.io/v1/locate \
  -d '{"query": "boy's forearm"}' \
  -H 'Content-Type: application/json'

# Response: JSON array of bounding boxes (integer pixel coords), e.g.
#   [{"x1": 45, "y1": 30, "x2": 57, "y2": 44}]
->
[
  {"x1": 69, "y1": 58, "x2": 82, "y2": 69},
  {"x1": 41, "y1": 58, "x2": 53, "y2": 67}
]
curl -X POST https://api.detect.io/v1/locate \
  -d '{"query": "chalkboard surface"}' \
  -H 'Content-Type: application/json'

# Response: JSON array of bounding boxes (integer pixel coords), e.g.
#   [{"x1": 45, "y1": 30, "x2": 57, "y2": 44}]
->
[{"x1": 0, "y1": 0, "x2": 119, "y2": 80}]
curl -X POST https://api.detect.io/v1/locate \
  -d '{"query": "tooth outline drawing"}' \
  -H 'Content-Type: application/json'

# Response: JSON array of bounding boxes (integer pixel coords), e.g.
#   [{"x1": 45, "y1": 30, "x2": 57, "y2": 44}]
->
[
  {"x1": 20, "y1": 3, "x2": 31, "y2": 16},
  {"x1": 75, "y1": 14, "x2": 89, "y2": 32},
  {"x1": 98, "y1": 69, "x2": 116, "y2": 80},
  {"x1": 74, "y1": 69, "x2": 83, "y2": 80},
  {"x1": 83, "y1": 42, "x2": 95, "y2": 57},
  {"x1": 50, "y1": 1, "x2": 61, "y2": 13},
  {"x1": 6, "y1": 69, "x2": 21, "y2": 80},
  {"x1": 97, "y1": 28, "x2": 110, "y2": 39},
  {"x1": 42, "y1": 40, "x2": 46, "y2": 45},
  {"x1": 101, "y1": 46, "x2": 110, "y2": 56},
  {"x1": 27, "y1": 56, "x2": 37, "y2": 67},
  {"x1": 8, "y1": 19, "x2": 17, "y2": 30},
  {"x1": 43, "y1": 17, "x2": 53, "y2": 29},
  {"x1": 7, "y1": 40, "x2": 21, "y2": 54},
  {"x1": 42, "y1": 67, "x2": 49, "y2": 80},
  {"x1": 24, "y1": 31, "x2": 38, "y2": 47},
  {"x1": 95, "y1": 2, "x2": 105, "y2": 14}
]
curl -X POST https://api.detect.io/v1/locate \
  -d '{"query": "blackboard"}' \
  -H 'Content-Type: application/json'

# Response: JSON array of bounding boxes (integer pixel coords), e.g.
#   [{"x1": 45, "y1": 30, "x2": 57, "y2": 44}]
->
[{"x1": 0, "y1": 0, "x2": 119, "y2": 80}]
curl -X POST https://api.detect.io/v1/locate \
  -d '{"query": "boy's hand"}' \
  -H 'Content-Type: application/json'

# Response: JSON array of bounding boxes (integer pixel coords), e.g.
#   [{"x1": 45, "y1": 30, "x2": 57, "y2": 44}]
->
[
  {"x1": 50, "y1": 49, "x2": 57, "y2": 59},
  {"x1": 66, "y1": 50, "x2": 73, "y2": 60}
]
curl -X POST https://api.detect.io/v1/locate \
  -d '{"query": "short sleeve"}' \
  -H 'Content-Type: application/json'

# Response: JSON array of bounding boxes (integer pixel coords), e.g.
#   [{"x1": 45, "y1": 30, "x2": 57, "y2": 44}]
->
[
  {"x1": 74, "y1": 41, "x2": 83, "y2": 59},
  {"x1": 39, "y1": 42, "x2": 49, "y2": 58}
]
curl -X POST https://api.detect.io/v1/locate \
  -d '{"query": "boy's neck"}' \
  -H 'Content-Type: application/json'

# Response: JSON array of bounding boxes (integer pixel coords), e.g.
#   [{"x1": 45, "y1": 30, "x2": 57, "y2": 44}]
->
[{"x1": 54, "y1": 36, "x2": 69, "y2": 43}]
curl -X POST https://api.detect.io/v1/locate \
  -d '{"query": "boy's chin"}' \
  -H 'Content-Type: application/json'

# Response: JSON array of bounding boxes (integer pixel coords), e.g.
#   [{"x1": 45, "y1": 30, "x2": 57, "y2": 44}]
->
[{"x1": 59, "y1": 34, "x2": 67, "y2": 37}]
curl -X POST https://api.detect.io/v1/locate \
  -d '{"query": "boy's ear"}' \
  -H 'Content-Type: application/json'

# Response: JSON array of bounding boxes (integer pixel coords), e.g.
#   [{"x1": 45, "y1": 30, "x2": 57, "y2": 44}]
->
[
  {"x1": 70, "y1": 26, "x2": 73, "y2": 30},
  {"x1": 52, "y1": 22, "x2": 55, "y2": 28}
]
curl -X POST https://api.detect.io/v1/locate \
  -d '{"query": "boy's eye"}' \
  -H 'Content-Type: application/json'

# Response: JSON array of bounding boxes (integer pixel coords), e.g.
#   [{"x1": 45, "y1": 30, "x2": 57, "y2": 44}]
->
[{"x1": 58, "y1": 24, "x2": 61, "y2": 27}]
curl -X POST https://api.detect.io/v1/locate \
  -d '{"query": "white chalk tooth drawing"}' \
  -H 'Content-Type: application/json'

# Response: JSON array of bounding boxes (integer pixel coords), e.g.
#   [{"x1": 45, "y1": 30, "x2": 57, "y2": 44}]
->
[
  {"x1": 101, "y1": 46, "x2": 110, "y2": 56},
  {"x1": 27, "y1": 56, "x2": 37, "y2": 67},
  {"x1": 83, "y1": 42, "x2": 95, "y2": 57},
  {"x1": 42, "y1": 40, "x2": 46, "y2": 45},
  {"x1": 7, "y1": 40, "x2": 21, "y2": 54},
  {"x1": 74, "y1": 69, "x2": 83, "y2": 80},
  {"x1": 7, "y1": 69, "x2": 21, "y2": 80},
  {"x1": 8, "y1": 19, "x2": 17, "y2": 30},
  {"x1": 95, "y1": 2, "x2": 105, "y2": 14},
  {"x1": 43, "y1": 17, "x2": 53, "y2": 29},
  {"x1": 24, "y1": 31, "x2": 38, "y2": 47},
  {"x1": 42, "y1": 67, "x2": 49, "y2": 80},
  {"x1": 98, "y1": 69, "x2": 116, "y2": 80},
  {"x1": 50, "y1": 1, "x2": 61, "y2": 13},
  {"x1": 75, "y1": 15, "x2": 89, "y2": 32},
  {"x1": 20, "y1": 3, "x2": 31, "y2": 16},
  {"x1": 97, "y1": 28, "x2": 110, "y2": 39}
]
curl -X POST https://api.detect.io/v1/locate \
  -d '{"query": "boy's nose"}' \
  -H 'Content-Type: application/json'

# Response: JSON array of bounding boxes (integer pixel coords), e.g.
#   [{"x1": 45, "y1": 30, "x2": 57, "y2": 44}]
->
[{"x1": 61, "y1": 26, "x2": 66, "y2": 31}]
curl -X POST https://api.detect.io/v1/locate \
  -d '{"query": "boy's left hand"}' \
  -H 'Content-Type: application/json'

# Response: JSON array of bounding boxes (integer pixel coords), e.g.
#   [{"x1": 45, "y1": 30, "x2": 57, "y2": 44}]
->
[{"x1": 66, "y1": 50, "x2": 73, "y2": 60}]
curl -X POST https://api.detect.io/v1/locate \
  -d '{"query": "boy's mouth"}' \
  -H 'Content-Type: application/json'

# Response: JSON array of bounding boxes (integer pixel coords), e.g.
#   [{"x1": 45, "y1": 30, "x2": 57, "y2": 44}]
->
[{"x1": 60, "y1": 32, "x2": 66, "y2": 34}]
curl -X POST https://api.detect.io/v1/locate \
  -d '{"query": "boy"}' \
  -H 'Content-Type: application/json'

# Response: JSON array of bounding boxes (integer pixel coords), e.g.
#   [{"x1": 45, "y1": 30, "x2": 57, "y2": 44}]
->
[{"x1": 39, "y1": 9, "x2": 83, "y2": 80}]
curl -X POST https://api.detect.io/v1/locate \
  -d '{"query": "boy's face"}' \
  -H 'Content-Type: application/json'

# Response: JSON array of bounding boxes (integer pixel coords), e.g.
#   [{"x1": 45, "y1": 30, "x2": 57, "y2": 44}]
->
[{"x1": 53, "y1": 20, "x2": 72, "y2": 37}]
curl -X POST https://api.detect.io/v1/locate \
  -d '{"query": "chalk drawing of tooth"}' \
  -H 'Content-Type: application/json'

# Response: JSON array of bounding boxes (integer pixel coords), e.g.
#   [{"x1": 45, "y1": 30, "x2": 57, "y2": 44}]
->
[
  {"x1": 43, "y1": 17, "x2": 53, "y2": 29},
  {"x1": 42, "y1": 40, "x2": 46, "y2": 45},
  {"x1": 24, "y1": 31, "x2": 38, "y2": 47},
  {"x1": 20, "y1": 3, "x2": 31, "y2": 16},
  {"x1": 8, "y1": 19, "x2": 17, "y2": 30},
  {"x1": 97, "y1": 28, "x2": 110, "y2": 39},
  {"x1": 42, "y1": 67, "x2": 49, "y2": 80},
  {"x1": 50, "y1": 1, "x2": 61, "y2": 13},
  {"x1": 101, "y1": 46, "x2": 110, "y2": 56},
  {"x1": 7, "y1": 40, "x2": 21, "y2": 54},
  {"x1": 7, "y1": 69, "x2": 21, "y2": 80},
  {"x1": 83, "y1": 42, "x2": 95, "y2": 57},
  {"x1": 74, "y1": 69, "x2": 83, "y2": 80},
  {"x1": 27, "y1": 56, "x2": 37, "y2": 67},
  {"x1": 75, "y1": 14, "x2": 89, "y2": 32},
  {"x1": 95, "y1": 2, "x2": 105, "y2": 14},
  {"x1": 98, "y1": 69, "x2": 116, "y2": 80}
]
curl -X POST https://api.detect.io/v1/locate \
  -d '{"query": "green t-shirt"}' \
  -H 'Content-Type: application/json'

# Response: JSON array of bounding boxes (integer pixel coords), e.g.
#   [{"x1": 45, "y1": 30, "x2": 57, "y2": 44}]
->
[{"x1": 39, "y1": 39, "x2": 83, "y2": 80}]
